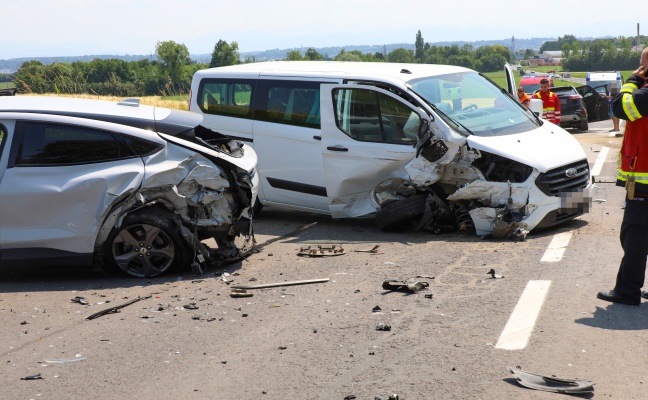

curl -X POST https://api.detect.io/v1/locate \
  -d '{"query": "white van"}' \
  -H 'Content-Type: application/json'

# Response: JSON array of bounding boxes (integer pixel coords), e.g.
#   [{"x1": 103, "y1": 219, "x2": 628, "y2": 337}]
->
[
  {"x1": 189, "y1": 61, "x2": 591, "y2": 238},
  {"x1": 586, "y1": 71, "x2": 623, "y2": 95}
]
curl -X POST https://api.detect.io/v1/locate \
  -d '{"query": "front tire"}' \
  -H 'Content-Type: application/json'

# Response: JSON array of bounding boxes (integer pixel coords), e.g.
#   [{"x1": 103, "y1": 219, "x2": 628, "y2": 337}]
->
[
  {"x1": 375, "y1": 194, "x2": 428, "y2": 231},
  {"x1": 105, "y1": 211, "x2": 190, "y2": 277}
]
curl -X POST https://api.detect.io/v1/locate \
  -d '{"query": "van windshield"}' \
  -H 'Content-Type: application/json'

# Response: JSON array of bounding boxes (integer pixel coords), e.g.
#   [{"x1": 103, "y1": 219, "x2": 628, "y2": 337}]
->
[{"x1": 408, "y1": 71, "x2": 540, "y2": 137}]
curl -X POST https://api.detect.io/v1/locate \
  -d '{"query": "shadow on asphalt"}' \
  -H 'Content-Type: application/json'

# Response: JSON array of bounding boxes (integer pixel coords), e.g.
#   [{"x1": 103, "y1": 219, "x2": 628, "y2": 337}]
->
[{"x1": 575, "y1": 304, "x2": 648, "y2": 330}]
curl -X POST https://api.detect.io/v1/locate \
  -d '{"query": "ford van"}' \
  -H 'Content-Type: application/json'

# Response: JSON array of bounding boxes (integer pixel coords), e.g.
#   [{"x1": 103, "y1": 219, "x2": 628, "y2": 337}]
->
[{"x1": 189, "y1": 62, "x2": 591, "y2": 238}]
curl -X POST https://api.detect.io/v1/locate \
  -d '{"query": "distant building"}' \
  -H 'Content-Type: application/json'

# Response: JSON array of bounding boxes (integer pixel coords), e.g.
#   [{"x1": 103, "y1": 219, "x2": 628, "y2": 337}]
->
[{"x1": 528, "y1": 50, "x2": 562, "y2": 67}]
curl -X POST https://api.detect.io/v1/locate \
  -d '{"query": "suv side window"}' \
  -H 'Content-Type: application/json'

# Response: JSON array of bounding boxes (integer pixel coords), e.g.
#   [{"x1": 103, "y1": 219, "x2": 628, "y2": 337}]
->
[
  {"x1": 255, "y1": 80, "x2": 327, "y2": 129},
  {"x1": 197, "y1": 78, "x2": 255, "y2": 119},
  {"x1": 333, "y1": 88, "x2": 418, "y2": 145},
  {"x1": 11, "y1": 122, "x2": 132, "y2": 166}
]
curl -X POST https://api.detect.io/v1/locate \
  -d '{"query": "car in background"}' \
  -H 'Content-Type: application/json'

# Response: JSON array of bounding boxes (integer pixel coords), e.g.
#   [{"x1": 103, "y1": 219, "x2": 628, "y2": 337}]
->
[
  {"x1": 0, "y1": 96, "x2": 258, "y2": 277},
  {"x1": 576, "y1": 84, "x2": 610, "y2": 121},
  {"x1": 547, "y1": 86, "x2": 588, "y2": 131},
  {"x1": 519, "y1": 75, "x2": 553, "y2": 94}
]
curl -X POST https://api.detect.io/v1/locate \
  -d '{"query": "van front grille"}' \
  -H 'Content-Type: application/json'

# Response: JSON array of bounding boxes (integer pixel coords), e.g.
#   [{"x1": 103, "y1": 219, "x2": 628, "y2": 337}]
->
[{"x1": 535, "y1": 159, "x2": 590, "y2": 196}]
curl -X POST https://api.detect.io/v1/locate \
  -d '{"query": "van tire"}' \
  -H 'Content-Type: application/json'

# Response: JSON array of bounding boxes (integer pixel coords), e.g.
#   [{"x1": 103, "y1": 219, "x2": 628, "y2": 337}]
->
[{"x1": 375, "y1": 194, "x2": 428, "y2": 231}]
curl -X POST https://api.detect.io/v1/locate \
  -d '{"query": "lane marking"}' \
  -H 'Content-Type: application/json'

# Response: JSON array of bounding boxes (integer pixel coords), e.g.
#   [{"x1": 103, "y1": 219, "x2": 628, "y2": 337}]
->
[
  {"x1": 590, "y1": 146, "x2": 609, "y2": 177},
  {"x1": 495, "y1": 280, "x2": 552, "y2": 350},
  {"x1": 540, "y1": 232, "x2": 572, "y2": 262}
]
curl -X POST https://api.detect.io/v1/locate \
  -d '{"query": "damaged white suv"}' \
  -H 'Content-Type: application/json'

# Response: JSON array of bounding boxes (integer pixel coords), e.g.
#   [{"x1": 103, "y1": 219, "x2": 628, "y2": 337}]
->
[
  {"x1": 190, "y1": 61, "x2": 591, "y2": 239},
  {"x1": 0, "y1": 97, "x2": 258, "y2": 277}
]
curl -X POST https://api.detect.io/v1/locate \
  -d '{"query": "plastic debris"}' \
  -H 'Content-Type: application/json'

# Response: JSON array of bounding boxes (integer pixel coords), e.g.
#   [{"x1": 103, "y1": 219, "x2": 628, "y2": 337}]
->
[
  {"x1": 21, "y1": 373, "x2": 42, "y2": 380},
  {"x1": 354, "y1": 245, "x2": 382, "y2": 254},
  {"x1": 507, "y1": 366, "x2": 594, "y2": 394},
  {"x1": 43, "y1": 356, "x2": 87, "y2": 364},
  {"x1": 230, "y1": 288, "x2": 253, "y2": 298},
  {"x1": 376, "y1": 323, "x2": 392, "y2": 331},
  {"x1": 487, "y1": 269, "x2": 504, "y2": 279},
  {"x1": 85, "y1": 296, "x2": 151, "y2": 320},
  {"x1": 372, "y1": 306, "x2": 382, "y2": 313},
  {"x1": 382, "y1": 280, "x2": 430, "y2": 293},
  {"x1": 183, "y1": 303, "x2": 199, "y2": 310},
  {"x1": 71, "y1": 296, "x2": 89, "y2": 305}
]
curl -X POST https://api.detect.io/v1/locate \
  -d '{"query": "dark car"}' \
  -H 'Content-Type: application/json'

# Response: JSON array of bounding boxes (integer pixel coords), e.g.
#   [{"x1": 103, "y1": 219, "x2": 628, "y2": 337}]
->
[
  {"x1": 547, "y1": 86, "x2": 589, "y2": 132},
  {"x1": 577, "y1": 84, "x2": 610, "y2": 121}
]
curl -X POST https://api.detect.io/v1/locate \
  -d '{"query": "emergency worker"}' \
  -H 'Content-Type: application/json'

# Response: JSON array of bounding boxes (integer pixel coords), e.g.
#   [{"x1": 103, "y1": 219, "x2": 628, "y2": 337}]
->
[
  {"x1": 517, "y1": 87, "x2": 531, "y2": 107},
  {"x1": 533, "y1": 78, "x2": 561, "y2": 124},
  {"x1": 597, "y1": 47, "x2": 648, "y2": 305}
]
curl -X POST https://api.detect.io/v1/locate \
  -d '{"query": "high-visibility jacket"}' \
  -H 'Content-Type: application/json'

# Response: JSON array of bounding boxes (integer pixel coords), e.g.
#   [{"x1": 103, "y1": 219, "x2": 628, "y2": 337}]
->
[
  {"x1": 612, "y1": 74, "x2": 648, "y2": 192},
  {"x1": 533, "y1": 90, "x2": 561, "y2": 124},
  {"x1": 518, "y1": 92, "x2": 531, "y2": 107}
]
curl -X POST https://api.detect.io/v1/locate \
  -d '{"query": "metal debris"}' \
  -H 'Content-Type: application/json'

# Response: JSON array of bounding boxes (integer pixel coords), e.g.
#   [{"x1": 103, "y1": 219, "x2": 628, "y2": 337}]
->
[
  {"x1": 507, "y1": 366, "x2": 594, "y2": 394},
  {"x1": 230, "y1": 288, "x2": 254, "y2": 298},
  {"x1": 85, "y1": 296, "x2": 152, "y2": 320},
  {"x1": 487, "y1": 269, "x2": 504, "y2": 279},
  {"x1": 231, "y1": 278, "x2": 329, "y2": 290},
  {"x1": 354, "y1": 245, "x2": 382, "y2": 254},
  {"x1": 298, "y1": 244, "x2": 345, "y2": 257}
]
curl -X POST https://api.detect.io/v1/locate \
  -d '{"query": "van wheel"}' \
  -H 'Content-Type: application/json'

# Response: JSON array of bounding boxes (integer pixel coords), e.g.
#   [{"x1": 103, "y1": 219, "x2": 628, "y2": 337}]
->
[
  {"x1": 375, "y1": 194, "x2": 428, "y2": 231},
  {"x1": 105, "y1": 211, "x2": 189, "y2": 277},
  {"x1": 579, "y1": 119, "x2": 589, "y2": 132}
]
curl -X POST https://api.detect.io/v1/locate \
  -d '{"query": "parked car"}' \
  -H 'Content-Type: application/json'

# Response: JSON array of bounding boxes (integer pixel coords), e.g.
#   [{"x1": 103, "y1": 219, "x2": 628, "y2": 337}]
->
[
  {"x1": 519, "y1": 75, "x2": 553, "y2": 94},
  {"x1": 189, "y1": 62, "x2": 591, "y2": 239},
  {"x1": 541, "y1": 86, "x2": 589, "y2": 132},
  {"x1": 0, "y1": 96, "x2": 258, "y2": 277},
  {"x1": 576, "y1": 84, "x2": 610, "y2": 121}
]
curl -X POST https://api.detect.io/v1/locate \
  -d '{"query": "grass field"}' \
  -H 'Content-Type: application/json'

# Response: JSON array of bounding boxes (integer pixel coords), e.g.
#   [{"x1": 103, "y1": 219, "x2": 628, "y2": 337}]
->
[
  {"x1": 0, "y1": 82, "x2": 15, "y2": 89},
  {"x1": 20, "y1": 93, "x2": 189, "y2": 110}
]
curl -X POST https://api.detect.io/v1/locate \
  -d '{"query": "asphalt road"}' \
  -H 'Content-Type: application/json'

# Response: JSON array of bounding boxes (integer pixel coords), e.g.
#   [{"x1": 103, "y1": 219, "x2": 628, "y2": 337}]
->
[{"x1": 1, "y1": 119, "x2": 645, "y2": 400}]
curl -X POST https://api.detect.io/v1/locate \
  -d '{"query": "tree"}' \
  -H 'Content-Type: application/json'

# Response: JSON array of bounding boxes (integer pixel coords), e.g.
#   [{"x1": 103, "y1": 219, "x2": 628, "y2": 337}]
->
[
  {"x1": 155, "y1": 40, "x2": 190, "y2": 83},
  {"x1": 387, "y1": 48, "x2": 415, "y2": 63},
  {"x1": 561, "y1": 43, "x2": 571, "y2": 58},
  {"x1": 209, "y1": 39, "x2": 240, "y2": 68},
  {"x1": 286, "y1": 50, "x2": 303, "y2": 61},
  {"x1": 305, "y1": 48, "x2": 324, "y2": 61},
  {"x1": 415, "y1": 30, "x2": 425, "y2": 63}
]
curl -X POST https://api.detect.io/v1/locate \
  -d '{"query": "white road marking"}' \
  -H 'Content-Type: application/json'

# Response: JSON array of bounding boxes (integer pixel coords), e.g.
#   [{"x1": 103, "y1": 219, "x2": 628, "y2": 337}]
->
[
  {"x1": 590, "y1": 146, "x2": 609, "y2": 177},
  {"x1": 495, "y1": 280, "x2": 552, "y2": 350},
  {"x1": 540, "y1": 232, "x2": 572, "y2": 262}
]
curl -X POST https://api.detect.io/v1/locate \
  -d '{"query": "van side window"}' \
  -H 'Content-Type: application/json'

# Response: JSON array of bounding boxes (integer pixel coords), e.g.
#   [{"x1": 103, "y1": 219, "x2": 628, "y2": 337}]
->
[
  {"x1": 256, "y1": 80, "x2": 326, "y2": 129},
  {"x1": 197, "y1": 79, "x2": 255, "y2": 119},
  {"x1": 332, "y1": 88, "x2": 418, "y2": 145}
]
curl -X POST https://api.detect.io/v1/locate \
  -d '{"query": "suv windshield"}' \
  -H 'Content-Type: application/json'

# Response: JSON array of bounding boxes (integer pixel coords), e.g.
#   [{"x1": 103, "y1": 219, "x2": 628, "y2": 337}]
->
[{"x1": 408, "y1": 72, "x2": 539, "y2": 137}]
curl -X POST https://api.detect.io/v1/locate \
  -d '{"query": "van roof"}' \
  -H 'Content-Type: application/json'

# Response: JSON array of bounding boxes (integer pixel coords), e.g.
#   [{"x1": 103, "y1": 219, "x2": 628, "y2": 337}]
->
[{"x1": 193, "y1": 61, "x2": 473, "y2": 83}]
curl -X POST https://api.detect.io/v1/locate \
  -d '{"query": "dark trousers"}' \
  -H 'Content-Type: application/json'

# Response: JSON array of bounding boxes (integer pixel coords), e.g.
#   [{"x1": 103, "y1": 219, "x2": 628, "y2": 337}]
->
[{"x1": 614, "y1": 195, "x2": 648, "y2": 300}]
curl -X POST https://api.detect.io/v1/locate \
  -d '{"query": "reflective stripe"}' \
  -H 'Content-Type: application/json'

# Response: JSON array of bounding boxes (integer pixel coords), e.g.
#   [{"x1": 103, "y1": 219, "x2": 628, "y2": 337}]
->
[
  {"x1": 623, "y1": 93, "x2": 641, "y2": 121},
  {"x1": 617, "y1": 170, "x2": 648, "y2": 182}
]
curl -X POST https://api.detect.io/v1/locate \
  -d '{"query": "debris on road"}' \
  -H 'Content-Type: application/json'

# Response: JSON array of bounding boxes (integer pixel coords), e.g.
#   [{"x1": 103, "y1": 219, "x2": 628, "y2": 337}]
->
[
  {"x1": 231, "y1": 278, "x2": 329, "y2": 290},
  {"x1": 183, "y1": 303, "x2": 199, "y2": 310},
  {"x1": 230, "y1": 288, "x2": 253, "y2": 298},
  {"x1": 354, "y1": 245, "x2": 382, "y2": 254},
  {"x1": 372, "y1": 306, "x2": 382, "y2": 313},
  {"x1": 298, "y1": 244, "x2": 345, "y2": 257},
  {"x1": 487, "y1": 269, "x2": 504, "y2": 279},
  {"x1": 85, "y1": 295, "x2": 152, "y2": 320},
  {"x1": 43, "y1": 356, "x2": 87, "y2": 364},
  {"x1": 71, "y1": 296, "x2": 89, "y2": 305},
  {"x1": 376, "y1": 323, "x2": 392, "y2": 331},
  {"x1": 21, "y1": 373, "x2": 43, "y2": 380},
  {"x1": 506, "y1": 366, "x2": 594, "y2": 394},
  {"x1": 382, "y1": 280, "x2": 430, "y2": 294}
]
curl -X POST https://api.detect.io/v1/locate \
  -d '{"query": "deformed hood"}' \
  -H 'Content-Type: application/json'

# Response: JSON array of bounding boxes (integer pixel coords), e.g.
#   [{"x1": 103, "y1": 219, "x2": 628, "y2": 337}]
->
[{"x1": 466, "y1": 123, "x2": 586, "y2": 172}]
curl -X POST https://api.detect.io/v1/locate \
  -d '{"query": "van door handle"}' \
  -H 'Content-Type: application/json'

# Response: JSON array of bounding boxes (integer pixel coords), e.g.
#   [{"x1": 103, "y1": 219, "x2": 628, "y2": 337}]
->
[
  {"x1": 327, "y1": 146, "x2": 348, "y2": 152},
  {"x1": 313, "y1": 135, "x2": 321, "y2": 140}
]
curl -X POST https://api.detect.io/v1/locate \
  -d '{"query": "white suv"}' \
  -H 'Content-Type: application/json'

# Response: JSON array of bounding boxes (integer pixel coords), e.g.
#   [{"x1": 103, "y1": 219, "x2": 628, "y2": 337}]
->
[{"x1": 0, "y1": 96, "x2": 258, "y2": 277}]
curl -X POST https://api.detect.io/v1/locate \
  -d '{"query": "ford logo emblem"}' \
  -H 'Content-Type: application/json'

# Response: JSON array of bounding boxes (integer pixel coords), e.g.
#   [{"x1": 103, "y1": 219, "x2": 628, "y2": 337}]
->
[{"x1": 565, "y1": 168, "x2": 578, "y2": 178}]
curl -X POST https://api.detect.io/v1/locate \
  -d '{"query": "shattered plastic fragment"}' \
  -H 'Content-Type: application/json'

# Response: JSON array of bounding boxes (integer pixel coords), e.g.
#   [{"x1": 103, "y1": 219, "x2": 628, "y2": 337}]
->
[
  {"x1": 507, "y1": 366, "x2": 594, "y2": 394},
  {"x1": 376, "y1": 323, "x2": 392, "y2": 331},
  {"x1": 43, "y1": 356, "x2": 87, "y2": 364},
  {"x1": 382, "y1": 280, "x2": 430, "y2": 293},
  {"x1": 21, "y1": 373, "x2": 43, "y2": 380},
  {"x1": 71, "y1": 296, "x2": 88, "y2": 305},
  {"x1": 487, "y1": 269, "x2": 504, "y2": 279}
]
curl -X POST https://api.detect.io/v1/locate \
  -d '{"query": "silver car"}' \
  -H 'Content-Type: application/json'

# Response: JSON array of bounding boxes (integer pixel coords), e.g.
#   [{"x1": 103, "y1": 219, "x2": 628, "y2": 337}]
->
[{"x1": 0, "y1": 97, "x2": 258, "y2": 277}]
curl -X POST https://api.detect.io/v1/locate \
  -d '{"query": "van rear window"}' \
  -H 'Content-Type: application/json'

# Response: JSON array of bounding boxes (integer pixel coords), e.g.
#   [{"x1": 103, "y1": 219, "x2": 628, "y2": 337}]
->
[{"x1": 197, "y1": 79, "x2": 255, "y2": 119}]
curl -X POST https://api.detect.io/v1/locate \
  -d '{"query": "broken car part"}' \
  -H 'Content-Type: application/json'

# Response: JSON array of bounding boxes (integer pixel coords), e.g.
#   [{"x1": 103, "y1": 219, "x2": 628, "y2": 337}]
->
[
  {"x1": 230, "y1": 278, "x2": 330, "y2": 290},
  {"x1": 85, "y1": 295, "x2": 152, "y2": 320},
  {"x1": 298, "y1": 244, "x2": 345, "y2": 257},
  {"x1": 507, "y1": 366, "x2": 594, "y2": 394},
  {"x1": 382, "y1": 280, "x2": 430, "y2": 293},
  {"x1": 21, "y1": 373, "x2": 43, "y2": 381},
  {"x1": 230, "y1": 288, "x2": 253, "y2": 298},
  {"x1": 71, "y1": 296, "x2": 89, "y2": 305},
  {"x1": 354, "y1": 245, "x2": 381, "y2": 254},
  {"x1": 376, "y1": 323, "x2": 392, "y2": 331}
]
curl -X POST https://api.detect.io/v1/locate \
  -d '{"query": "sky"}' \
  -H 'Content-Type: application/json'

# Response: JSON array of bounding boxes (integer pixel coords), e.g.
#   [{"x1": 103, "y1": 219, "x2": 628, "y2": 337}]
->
[{"x1": 2, "y1": 0, "x2": 641, "y2": 59}]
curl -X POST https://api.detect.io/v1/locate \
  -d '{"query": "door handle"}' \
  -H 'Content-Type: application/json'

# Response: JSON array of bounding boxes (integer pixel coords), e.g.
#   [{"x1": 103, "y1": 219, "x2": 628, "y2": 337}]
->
[
  {"x1": 313, "y1": 135, "x2": 321, "y2": 140},
  {"x1": 327, "y1": 146, "x2": 348, "y2": 152}
]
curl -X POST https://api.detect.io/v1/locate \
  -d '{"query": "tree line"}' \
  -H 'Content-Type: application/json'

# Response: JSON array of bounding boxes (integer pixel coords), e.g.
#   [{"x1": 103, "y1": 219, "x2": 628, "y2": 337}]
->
[{"x1": 8, "y1": 31, "x2": 645, "y2": 97}]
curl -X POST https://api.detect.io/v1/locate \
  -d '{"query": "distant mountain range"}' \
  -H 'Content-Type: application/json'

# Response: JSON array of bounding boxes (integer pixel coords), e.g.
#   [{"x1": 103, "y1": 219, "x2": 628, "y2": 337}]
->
[{"x1": 0, "y1": 37, "x2": 556, "y2": 73}]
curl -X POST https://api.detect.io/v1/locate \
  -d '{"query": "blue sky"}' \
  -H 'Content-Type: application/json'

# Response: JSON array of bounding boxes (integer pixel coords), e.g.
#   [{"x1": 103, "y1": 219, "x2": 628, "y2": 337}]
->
[{"x1": 3, "y1": 0, "x2": 641, "y2": 59}]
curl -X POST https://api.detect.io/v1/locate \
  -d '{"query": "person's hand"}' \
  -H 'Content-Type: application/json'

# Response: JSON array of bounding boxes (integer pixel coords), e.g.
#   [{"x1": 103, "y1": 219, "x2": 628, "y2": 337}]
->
[{"x1": 633, "y1": 64, "x2": 648, "y2": 80}]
